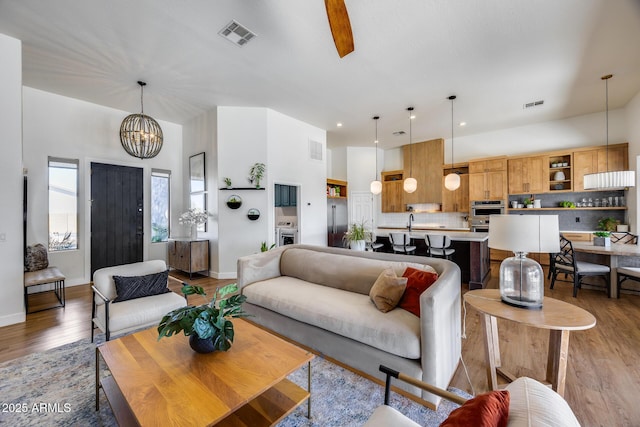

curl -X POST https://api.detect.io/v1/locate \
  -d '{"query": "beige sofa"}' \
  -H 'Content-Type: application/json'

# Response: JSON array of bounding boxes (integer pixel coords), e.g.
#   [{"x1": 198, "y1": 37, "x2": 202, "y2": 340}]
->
[{"x1": 237, "y1": 244, "x2": 461, "y2": 408}]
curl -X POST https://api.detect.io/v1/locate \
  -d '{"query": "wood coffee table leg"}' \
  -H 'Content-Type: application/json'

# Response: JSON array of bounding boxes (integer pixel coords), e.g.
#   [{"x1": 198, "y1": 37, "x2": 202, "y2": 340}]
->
[
  {"x1": 546, "y1": 329, "x2": 570, "y2": 397},
  {"x1": 479, "y1": 312, "x2": 500, "y2": 390}
]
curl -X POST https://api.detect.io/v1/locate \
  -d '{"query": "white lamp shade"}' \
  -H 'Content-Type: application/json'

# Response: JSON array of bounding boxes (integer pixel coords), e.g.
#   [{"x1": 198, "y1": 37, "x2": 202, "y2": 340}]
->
[
  {"x1": 370, "y1": 180, "x2": 382, "y2": 195},
  {"x1": 444, "y1": 173, "x2": 461, "y2": 191},
  {"x1": 403, "y1": 177, "x2": 417, "y2": 193},
  {"x1": 489, "y1": 215, "x2": 560, "y2": 253},
  {"x1": 583, "y1": 170, "x2": 635, "y2": 189}
]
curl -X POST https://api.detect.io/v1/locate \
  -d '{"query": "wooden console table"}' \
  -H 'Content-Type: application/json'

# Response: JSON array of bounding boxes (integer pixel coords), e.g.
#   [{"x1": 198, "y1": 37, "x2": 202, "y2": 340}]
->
[{"x1": 464, "y1": 289, "x2": 596, "y2": 397}]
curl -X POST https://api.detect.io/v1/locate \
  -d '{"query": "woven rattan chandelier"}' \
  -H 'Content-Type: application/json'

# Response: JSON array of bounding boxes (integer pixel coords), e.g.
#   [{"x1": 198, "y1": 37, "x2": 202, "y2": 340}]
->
[{"x1": 120, "y1": 81, "x2": 163, "y2": 159}]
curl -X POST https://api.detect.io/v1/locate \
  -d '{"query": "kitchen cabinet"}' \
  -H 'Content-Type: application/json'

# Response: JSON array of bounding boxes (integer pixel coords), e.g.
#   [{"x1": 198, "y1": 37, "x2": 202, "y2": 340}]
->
[
  {"x1": 469, "y1": 170, "x2": 507, "y2": 201},
  {"x1": 508, "y1": 155, "x2": 547, "y2": 194},
  {"x1": 381, "y1": 170, "x2": 404, "y2": 213},
  {"x1": 442, "y1": 173, "x2": 469, "y2": 212},
  {"x1": 167, "y1": 239, "x2": 209, "y2": 278},
  {"x1": 402, "y1": 138, "x2": 444, "y2": 205},
  {"x1": 468, "y1": 157, "x2": 507, "y2": 174},
  {"x1": 573, "y1": 144, "x2": 628, "y2": 191},
  {"x1": 275, "y1": 184, "x2": 297, "y2": 207},
  {"x1": 548, "y1": 153, "x2": 573, "y2": 192}
]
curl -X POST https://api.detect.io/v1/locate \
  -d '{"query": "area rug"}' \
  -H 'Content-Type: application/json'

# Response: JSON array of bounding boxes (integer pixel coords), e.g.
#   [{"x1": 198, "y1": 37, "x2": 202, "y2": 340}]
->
[{"x1": 0, "y1": 338, "x2": 470, "y2": 426}]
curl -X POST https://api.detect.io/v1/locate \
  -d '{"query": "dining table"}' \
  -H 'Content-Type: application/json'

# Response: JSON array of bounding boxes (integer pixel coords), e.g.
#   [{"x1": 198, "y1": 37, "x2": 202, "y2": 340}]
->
[{"x1": 570, "y1": 241, "x2": 640, "y2": 298}]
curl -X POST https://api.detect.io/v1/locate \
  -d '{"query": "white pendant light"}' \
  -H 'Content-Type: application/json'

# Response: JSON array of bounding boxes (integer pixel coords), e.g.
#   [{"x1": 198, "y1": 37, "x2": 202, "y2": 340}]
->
[
  {"x1": 370, "y1": 116, "x2": 382, "y2": 195},
  {"x1": 444, "y1": 95, "x2": 461, "y2": 191},
  {"x1": 404, "y1": 107, "x2": 417, "y2": 193},
  {"x1": 584, "y1": 74, "x2": 635, "y2": 189}
]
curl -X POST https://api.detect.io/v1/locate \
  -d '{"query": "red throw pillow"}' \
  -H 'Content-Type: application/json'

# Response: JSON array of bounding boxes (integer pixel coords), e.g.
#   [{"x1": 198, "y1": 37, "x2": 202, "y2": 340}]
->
[
  {"x1": 398, "y1": 267, "x2": 438, "y2": 317},
  {"x1": 440, "y1": 390, "x2": 510, "y2": 427}
]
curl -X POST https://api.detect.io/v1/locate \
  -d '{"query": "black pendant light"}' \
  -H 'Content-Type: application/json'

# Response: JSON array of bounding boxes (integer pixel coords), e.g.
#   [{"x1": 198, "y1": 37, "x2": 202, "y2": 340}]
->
[{"x1": 120, "y1": 81, "x2": 164, "y2": 159}]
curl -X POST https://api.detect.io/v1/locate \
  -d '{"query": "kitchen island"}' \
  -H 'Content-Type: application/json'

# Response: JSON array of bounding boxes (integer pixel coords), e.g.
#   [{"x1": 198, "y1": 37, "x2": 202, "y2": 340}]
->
[{"x1": 375, "y1": 227, "x2": 491, "y2": 289}]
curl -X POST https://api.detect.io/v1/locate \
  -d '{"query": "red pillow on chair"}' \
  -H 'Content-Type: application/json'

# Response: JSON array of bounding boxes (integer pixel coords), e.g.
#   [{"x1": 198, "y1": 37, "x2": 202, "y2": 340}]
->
[
  {"x1": 398, "y1": 267, "x2": 439, "y2": 317},
  {"x1": 440, "y1": 390, "x2": 510, "y2": 427}
]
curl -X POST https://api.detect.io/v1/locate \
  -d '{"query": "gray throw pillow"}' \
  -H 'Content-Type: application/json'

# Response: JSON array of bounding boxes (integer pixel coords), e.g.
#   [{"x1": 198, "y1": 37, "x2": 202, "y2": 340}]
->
[
  {"x1": 113, "y1": 270, "x2": 171, "y2": 302},
  {"x1": 25, "y1": 243, "x2": 49, "y2": 272}
]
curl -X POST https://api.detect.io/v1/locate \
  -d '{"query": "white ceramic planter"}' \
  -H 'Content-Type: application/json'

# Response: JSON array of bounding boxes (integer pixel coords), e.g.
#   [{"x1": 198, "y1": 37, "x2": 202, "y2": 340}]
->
[
  {"x1": 593, "y1": 236, "x2": 611, "y2": 247},
  {"x1": 350, "y1": 240, "x2": 366, "y2": 251}
]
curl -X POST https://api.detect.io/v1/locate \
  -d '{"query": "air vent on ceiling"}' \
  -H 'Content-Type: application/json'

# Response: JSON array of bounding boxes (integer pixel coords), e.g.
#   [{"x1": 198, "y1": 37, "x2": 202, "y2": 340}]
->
[
  {"x1": 393, "y1": 131, "x2": 406, "y2": 136},
  {"x1": 218, "y1": 20, "x2": 256, "y2": 46},
  {"x1": 309, "y1": 139, "x2": 323, "y2": 161},
  {"x1": 523, "y1": 100, "x2": 544, "y2": 109}
]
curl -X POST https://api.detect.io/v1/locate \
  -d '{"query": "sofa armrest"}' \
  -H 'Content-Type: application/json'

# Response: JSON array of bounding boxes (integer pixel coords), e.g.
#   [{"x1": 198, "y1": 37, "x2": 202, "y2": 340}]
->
[
  {"x1": 237, "y1": 246, "x2": 287, "y2": 292},
  {"x1": 418, "y1": 261, "x2": 462, "y2": 403},
  {"x1": 91, "y1": 285, "x2": 110, "y2": 305}
]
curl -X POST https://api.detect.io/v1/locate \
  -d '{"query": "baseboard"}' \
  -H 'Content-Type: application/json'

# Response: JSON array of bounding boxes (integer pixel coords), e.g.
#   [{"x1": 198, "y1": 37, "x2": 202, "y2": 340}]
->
[
  {"x1": 209, "y1": 270, "x2": 237, "y2": 279},
  {"x1": 0, "y1": 311, "x2": 26, "y2": 327}
]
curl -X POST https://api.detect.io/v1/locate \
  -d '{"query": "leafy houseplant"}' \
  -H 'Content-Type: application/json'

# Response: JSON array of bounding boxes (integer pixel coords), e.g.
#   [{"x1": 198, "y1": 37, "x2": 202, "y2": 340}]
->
[
  {"x1": 223, "y1": 177, "x2": 232, "y2": 188},
  {"x1": 345, "y1": 221, "x2": 372, "y2": 251},
  {"x1": 179, "y1": 208, "x2": 211, "y2": 239},
  {"x1": 260, "y1": 241, "x2": 276, "y2": 252},
  {"x1": 157, "y1": 283, "x2": 249, "y2": 353},
  {"x1": 597, "y1": 217, "x2": 619, "y2": 232},
  {"x1": 593, "y1": 231, "x2": 612, "y2": 247},
  {"x1": 249, "y1": 162, "x2": 266, "y2": 188}
]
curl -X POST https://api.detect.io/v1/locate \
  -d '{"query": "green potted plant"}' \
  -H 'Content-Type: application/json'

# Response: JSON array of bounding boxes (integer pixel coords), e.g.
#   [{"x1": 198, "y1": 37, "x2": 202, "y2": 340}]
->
[
  {"x1": 226, "y1": 195, "x2": 242, "y2": 209},
  {"x1": 249, "y1": 162, "x2": 266, "y2": 188},
  {"x1": 223, "y1": 177, "x2": 232, "y2": 189},
  {"x1": 344, "y1": 220, "x2": 372, "y2": 251},
  {"x1": 157, "y1": 283, "x2": 250, "y2": 354},
  {"x1": 593, "y1": 231, "x2": 611, "y2": 247},
  {"x1": 260, "y1": 241, "x2": 275, "y2": 252},
  {"x1": 597, "y1": 217, "x2": 619, "y2": 232}
]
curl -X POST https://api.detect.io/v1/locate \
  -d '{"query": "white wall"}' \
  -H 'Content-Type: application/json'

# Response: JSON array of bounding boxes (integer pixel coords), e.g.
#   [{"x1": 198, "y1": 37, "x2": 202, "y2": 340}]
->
[
  {"x1": 22, "y1": 87, "x2": 183, "y2": 287},
  {"x1": 0, "y1": 34, "x2": 25, "y2": 327},
  {"x1": 626, "y1": 92, "x2": 640, "y2": 232}
]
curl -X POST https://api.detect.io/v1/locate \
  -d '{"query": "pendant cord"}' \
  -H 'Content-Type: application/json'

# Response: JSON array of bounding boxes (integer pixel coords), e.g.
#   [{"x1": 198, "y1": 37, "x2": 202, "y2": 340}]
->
[
  {"x1": 451, "y1": 98, "x2": 454, "y2": 169},
  {"x1": 140, "y1": 85, "x2": 144, "y2": 114},
  {"x1": 605, "y1": 76, "x2": 609, "y2": 172},
  {"x1": 408, "y1": 107, "x2": 413, "y2": 177}
]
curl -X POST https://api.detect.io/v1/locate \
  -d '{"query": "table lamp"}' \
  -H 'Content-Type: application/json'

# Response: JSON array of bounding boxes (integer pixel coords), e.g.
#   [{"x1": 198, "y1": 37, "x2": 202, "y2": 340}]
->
[{"x1": 488, "y1": 215, "x2": 560, "y2": 309}]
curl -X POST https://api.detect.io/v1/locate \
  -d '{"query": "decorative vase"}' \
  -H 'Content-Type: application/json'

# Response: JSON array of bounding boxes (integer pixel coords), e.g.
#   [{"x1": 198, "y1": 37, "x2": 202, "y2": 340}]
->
[
  {"x1": 189, "y1": 335, "x2": 216, "y2": 354},
  {"x1": 190, "y1": 224, "x2": 198, "y2": 240},
  {"x1": 350, "y1": 240, "x2": 366, "y2": 251}
]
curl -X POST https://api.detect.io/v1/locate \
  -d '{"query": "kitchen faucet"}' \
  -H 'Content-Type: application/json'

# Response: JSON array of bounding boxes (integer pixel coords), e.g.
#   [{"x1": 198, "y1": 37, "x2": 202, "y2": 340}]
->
[{"x1": 408, "y1": 213, "x2": 414, "y2": 232}]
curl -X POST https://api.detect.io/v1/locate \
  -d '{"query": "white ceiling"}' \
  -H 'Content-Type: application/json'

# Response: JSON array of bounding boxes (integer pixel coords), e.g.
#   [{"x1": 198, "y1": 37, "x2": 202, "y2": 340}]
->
[{"x1": 1, "y1": 0, "x2": 639, "y2": 150}]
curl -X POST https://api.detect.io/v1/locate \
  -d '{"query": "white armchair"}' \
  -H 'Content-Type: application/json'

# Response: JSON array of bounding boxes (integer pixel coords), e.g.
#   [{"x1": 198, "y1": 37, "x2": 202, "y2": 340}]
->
[{"x1": 91, "y1": 260, "x2": 187, "y2": 342}]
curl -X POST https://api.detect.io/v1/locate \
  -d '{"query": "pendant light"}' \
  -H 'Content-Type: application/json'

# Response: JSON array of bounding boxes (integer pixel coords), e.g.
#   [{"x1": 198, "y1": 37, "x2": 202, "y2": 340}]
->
[
  {"x1": 120, "y1": 81, "x2": 164, "y2": 159},
  {"x1": 583, "y1": 74, "x2": 635, "y2": 189},
  {"x1": 370, "y1": 116, "x2": 382, "y2": 195},
  {"x1": 403, "y1": 107, "x2": 417, "y2": 193},
  {"x1": 444, "y1": 95, "x2": 461, "y2": 191}
]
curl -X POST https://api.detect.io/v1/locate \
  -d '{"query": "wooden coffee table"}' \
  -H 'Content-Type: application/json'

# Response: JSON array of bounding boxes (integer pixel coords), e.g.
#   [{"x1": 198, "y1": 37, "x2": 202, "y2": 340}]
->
[
  {"x1": 96, "y1": 319, "x2": 314, "y2": 426},
  {"x1": 464, "y1": 289, "x2": 596, "y2": 397}
]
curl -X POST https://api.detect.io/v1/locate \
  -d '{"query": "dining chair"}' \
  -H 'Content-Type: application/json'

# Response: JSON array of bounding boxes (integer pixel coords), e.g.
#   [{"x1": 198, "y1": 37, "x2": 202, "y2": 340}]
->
[
  {"x1": 389, "y1": 232, "x2": 416, "y2": 255},
  {"x1": 610, "y1": 232, "x2": 638, "y2": 245},
  {"x1": 550, "y1": 236, "x2": 610, "y2": 297},
  {"x1": 424, "y1": 234, "x2": 455, "y2": 260},
  {"x1": 611, "y1": 232, "x2": 640, "y2": 297}
]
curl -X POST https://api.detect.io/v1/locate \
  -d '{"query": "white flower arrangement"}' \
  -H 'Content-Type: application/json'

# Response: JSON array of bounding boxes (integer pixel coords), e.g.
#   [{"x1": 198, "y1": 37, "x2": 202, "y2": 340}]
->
[{"x1": 179, "y1": 208, "x2": 210, "y2": 226}]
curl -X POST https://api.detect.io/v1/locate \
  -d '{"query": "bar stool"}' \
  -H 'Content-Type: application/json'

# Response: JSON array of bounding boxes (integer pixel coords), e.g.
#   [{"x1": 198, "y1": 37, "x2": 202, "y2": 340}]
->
[
  {"x1": 389, "y1": 232, "x2": 416, "y2": 255},
  {"x1": 425, "y1": 234, "x2": 455, "y2": 260}
]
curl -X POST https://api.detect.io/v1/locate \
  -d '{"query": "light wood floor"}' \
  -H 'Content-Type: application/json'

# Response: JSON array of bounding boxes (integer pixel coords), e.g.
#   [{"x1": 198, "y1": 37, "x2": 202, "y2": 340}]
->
[{"x1": 2, "y1": 266, "x2": 639, "y2": 426}]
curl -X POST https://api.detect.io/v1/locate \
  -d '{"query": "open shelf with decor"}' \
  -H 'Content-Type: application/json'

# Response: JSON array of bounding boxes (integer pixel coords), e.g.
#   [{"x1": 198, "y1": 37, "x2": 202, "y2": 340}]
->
[
  {"x1": 509, "y1": 207, "x2": 626, "y2": 211},
  {"x1": 548, "y1": 153, "x2": 572, "y2": 192},
  {"x1": 327, "y1": 179, "x2": 348, "y2": 199},
  {"x1": 219, "y1": 187, "x2": 266, "y2": 190}
]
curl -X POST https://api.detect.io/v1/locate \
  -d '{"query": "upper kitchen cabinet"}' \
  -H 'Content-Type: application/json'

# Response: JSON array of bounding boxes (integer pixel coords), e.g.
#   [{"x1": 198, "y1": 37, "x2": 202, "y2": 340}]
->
[
  {"x1": 442, "y1": 163, "x2": 469, "y2": 213},
  {"x1": 403, "y1": 138, "x2": 444, "y2": 205},
  {"x1": 507, "y1": 155, "x2": 547, "y2": 194},
  {"x1": 381, "y1": 170, "x2": 405, "y2": 213},
  {"x1": 573, "y1": 143, "x2": 628, "y2": 191},
  {"x1": 275, "y1": 184, "x2": 297, "y2": 207},
  {"x1": 468, "y1": 156, "x2": 507, "y2": 201}
]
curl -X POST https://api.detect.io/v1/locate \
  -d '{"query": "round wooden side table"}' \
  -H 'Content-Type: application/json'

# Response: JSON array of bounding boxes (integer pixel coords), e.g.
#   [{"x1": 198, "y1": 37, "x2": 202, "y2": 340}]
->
[{"x1": 464, "y1": 289, "x2": 596, "y2": 397}]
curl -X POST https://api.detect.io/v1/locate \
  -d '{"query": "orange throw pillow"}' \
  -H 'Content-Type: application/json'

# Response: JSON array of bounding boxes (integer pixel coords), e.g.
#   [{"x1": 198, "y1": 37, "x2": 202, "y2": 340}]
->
[
  {"x1": 398, "y1": 267, "x2": 439, "y2": 317},
  {"x1": 440, "y1": 390, "x2": 510, "y2": 427}
]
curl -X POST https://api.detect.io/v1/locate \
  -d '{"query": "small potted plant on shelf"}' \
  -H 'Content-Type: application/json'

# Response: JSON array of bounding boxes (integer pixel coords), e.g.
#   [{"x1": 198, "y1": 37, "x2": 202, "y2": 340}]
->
[
  {"x1": 597, "y1": 217, "x2": 619, "y2": 232},
  {"x1": 524, "y1": 197, "x2": 534, "y2": 208},
  {"x1": 223, "y1": 177, "x2": 232, "y2": 189},
  {"x1": 344, "y1": 220, "x2": 372, "y2": 251},
  {"x1": 249, "y1": 162, "x2": 266, "y2": 189},
  {"x1": 593, "y1": 231, "x2": 611, "y2": 247},
  {"x1": 158, "y1": 283, "x2": 250, "y2": 354}
]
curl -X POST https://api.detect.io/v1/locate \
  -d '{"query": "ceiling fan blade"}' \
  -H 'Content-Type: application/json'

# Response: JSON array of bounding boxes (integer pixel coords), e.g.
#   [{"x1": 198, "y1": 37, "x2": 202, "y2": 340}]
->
[{"x1": 324, "y1": 0, "x2": 354, "y2": 58}]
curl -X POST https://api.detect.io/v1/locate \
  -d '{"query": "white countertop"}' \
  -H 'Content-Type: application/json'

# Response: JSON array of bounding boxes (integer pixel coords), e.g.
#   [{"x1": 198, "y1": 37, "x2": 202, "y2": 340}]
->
[{"x1": 375, "y1": 228, "x2": 489, "y2": 242}]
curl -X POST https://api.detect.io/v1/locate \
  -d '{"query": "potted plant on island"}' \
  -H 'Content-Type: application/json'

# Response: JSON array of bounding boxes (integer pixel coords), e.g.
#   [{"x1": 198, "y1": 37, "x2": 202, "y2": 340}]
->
[
  {"x1": 157, "y1": 283, "x2": 250, "y2": 354},
  {"x1": 344, "y1": 220, "x2": 372, "y2": 251},
  {"x1": 593, "y1": 231, "x2": 611, "y2": 247}
]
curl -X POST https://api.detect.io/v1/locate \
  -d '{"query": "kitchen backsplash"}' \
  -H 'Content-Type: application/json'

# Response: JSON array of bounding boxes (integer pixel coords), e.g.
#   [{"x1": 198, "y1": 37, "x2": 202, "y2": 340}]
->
[{"x1": 376, "y1": 212, "x2": 468, "y2": 229}]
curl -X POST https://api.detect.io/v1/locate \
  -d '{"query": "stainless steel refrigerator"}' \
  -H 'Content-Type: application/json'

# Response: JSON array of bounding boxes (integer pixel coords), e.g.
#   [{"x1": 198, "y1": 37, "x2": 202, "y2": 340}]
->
[{"x1": 327, "y1": 199, "x2": 348, "y2": 247}]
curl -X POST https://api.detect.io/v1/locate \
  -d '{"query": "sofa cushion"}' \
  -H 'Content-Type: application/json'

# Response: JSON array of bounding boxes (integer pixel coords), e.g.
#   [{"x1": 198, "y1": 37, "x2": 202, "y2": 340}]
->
[
  {"x1": 243, "y1": 276, "x2": 421, "y2": 358},
  {"x1": 398, "y1": 267, "x2": 439, "y2": 317},
  {"x1": 369, "y1": 268, "x2": 408, "y2": 313},
  {"x1": 280, "y1": 248, "x2": 436, "y2": 296},
  {"x1": 113, "y1": 270, "x2": 171, "y2": 302},
  {"x1": 441, "y1": 390, "x2": 510, "y2": 427},
  {"x1": 505, "y1": 377, "x2": 580, "y2": 427}
]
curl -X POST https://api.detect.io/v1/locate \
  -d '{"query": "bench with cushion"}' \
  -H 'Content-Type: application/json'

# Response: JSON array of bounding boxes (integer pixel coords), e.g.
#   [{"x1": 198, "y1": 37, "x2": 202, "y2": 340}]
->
[
  {"x1": 91, "y1": 260, "x2": 187, "y2": 342},
  {"x1": 24, "y1": 266, "x2": 66, "y2": 314}
]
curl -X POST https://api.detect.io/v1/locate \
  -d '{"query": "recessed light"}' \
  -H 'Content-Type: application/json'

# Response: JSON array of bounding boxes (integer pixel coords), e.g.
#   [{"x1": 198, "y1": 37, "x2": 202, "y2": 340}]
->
[
  {"x1": 336, "y1": 122, "x2": 343, "y2": 127},
  {"x1": 459, "y1": 122, "x2": 467, "y2": 127}
]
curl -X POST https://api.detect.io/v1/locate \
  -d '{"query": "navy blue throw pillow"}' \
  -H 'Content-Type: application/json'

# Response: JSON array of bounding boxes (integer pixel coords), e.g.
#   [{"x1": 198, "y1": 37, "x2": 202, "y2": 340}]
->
[{"x1": 113, "y1": 270, "x2": 171, "y2": 303}]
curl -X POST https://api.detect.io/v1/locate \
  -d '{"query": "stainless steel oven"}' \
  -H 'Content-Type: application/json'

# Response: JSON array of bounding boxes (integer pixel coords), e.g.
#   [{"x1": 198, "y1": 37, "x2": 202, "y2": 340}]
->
[{"x1": 470, "y1": 200, "x2": 505, "y2": 232}]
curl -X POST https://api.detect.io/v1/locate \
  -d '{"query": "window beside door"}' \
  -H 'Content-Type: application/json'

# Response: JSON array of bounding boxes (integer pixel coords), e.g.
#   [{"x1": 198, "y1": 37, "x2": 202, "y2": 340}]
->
[
  {"x1": 151, "y1": 169, "x2": 171, "y2": 242},
  {"x1": 48, "y1": 157, "x2": 78, "y2": 251}
]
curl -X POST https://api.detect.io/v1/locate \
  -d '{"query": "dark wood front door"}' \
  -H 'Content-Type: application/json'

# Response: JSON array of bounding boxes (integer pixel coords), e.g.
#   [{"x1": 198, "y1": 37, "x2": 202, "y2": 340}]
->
[{"x1": 91, "y1": 162, "x2": 143, "y2": 276}]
